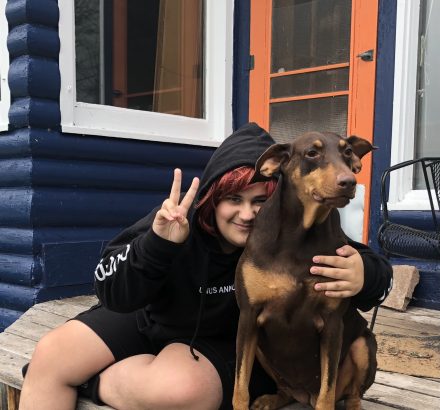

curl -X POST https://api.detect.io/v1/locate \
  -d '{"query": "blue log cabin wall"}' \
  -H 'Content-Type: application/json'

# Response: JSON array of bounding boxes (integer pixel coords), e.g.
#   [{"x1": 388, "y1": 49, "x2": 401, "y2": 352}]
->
[{"x1": 0, "y1": 0, "x2": 251, "y2": 331}]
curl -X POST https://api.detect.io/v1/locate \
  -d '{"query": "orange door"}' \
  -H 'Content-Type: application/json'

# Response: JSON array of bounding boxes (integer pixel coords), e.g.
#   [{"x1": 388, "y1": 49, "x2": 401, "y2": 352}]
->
[{"x1": 249, "y1": 0, "x2": 378, "y2": 243}]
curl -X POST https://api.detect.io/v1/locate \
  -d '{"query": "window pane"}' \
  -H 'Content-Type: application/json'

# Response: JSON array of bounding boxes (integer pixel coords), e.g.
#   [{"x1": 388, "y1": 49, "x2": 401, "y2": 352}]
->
[
  {"x1": 75, "y1": 0, "x2": 100, "y2": 104},
  {"x1": 271, "y1": 0, "x2": 351, "y2": 73},
  {"x1": 414, "y1": 0, "x2": 440, "y2": 188},
  {"x1": 74, "y1": 0, "x2": 204, "y2": 119},
  {"x1": 269, "y1": 96, "x2": 348, "y2": 143},
  {"x1": 270, "y1": 68, "x2": 349, "y2": 99}
]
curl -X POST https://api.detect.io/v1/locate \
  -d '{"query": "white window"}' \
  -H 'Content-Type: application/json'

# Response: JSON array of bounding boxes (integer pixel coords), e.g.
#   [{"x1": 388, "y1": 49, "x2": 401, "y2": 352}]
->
[
  {"x1": 59, "y1": 0, "x2": 233, "y2": 146},
  {"x1": 0, "y1": 0, "x2": 10, "y2": 131},
  {"x1": 389, "y1": 0, "x2": 440, "y2": 210}
]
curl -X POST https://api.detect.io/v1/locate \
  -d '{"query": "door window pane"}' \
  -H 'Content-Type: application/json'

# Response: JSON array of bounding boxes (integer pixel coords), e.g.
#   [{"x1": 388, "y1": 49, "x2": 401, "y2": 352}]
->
[
  {"x1": 271, "y1": 0, "x2": 351, "y2": 73},
  {"x1": 414, "y1": 0, "x2": 440, "y2": 188},
  {"x1": 75, "y1": 0, "x2": 204, "y2": 119},
  {"x1": 270, "y1": 96, "x2": 348, "y2": 143}
]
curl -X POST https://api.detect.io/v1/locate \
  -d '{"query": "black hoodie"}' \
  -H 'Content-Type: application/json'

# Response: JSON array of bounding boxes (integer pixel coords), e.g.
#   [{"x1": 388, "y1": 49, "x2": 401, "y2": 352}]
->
[{"x1": 93, "y1": 123, "x2": 392, "y2": 345}]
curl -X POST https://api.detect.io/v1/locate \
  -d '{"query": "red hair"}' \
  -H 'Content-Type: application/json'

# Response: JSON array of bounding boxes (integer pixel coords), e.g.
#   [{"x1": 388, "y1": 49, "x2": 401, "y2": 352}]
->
[{"x1": 196, "y1": 166, "x2": 277, "y2": 236}]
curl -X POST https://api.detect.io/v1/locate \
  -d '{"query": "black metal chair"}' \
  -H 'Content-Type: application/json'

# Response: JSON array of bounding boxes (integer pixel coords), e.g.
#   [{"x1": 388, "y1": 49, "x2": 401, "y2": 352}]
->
[{"x1": 369, "y1": 157, "x2": 440, "y2": 330}]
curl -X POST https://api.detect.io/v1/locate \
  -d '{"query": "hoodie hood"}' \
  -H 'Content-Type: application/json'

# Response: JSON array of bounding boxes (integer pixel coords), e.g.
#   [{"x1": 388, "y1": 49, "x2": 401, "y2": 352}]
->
[{"x1": 196, "y1": 122, "x2": 276, "y2": 202}]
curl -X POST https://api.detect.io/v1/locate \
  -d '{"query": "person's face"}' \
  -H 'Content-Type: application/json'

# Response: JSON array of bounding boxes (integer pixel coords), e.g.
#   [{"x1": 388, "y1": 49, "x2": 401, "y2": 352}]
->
[{"x1": 215, "y1": 183, "x2": 268, "y2": 253}]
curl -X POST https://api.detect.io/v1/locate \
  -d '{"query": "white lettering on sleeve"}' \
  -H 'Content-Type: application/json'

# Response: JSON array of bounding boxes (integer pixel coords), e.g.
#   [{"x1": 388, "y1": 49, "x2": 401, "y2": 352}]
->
[{"x1": 94, "y1": 244, "x2": 131, "y2": 281}]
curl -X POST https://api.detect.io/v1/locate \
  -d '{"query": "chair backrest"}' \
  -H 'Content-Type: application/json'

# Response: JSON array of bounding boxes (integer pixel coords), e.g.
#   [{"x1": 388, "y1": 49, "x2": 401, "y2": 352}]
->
[
  {"x1": 426, "y1": 159, "x2": 440, "y2": 209},
  {"x1": 423, "y1": 159, "x2": 440, "y2": 232}
]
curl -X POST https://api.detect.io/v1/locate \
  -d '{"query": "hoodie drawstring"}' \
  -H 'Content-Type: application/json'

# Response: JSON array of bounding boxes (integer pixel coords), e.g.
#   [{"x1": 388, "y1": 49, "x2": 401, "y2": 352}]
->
[{"x1": 189, "y1": 251, "x2": 210, "y2": 360}]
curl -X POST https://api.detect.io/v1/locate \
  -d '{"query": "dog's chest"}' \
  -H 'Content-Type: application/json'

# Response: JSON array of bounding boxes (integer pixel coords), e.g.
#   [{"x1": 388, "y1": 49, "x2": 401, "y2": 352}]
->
[
  {"x1": 239, "y1": 259, "x2": 338, "y2": 325},
  {"x1": 239, "y1": 260, "x2": 312, "y2": 306}
]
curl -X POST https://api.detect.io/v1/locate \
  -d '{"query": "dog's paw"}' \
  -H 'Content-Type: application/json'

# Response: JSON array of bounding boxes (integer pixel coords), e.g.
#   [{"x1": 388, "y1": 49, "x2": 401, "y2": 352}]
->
[{"x1": 251, "y1": 394, "x2": 286, "y2": 410}]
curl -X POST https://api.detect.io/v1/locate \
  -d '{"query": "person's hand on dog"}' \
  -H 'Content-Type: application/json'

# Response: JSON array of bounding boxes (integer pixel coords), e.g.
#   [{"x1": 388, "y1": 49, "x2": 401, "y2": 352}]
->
[
  {"x1": 153, "y1": 168, "x2": 199, "y2": 243},
  {"x1": 310, "y1": 245, "x2": 364, "y2": 298}
]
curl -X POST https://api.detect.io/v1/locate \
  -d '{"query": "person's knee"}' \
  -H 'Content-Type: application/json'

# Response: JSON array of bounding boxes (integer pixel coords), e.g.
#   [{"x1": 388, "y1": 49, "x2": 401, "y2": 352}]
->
[
  {"x1": 27, "y1": 321, "x2": 113, "y2": 387},
  {"x1": 102, "y1": 362, "x2": 222, "y2": 410},
  {"x1": 29, "y1": 330, "x2": 64, "y2": 372},
  {"x1": 143, "y1": 374, "x2": 219, "y2": 409}
]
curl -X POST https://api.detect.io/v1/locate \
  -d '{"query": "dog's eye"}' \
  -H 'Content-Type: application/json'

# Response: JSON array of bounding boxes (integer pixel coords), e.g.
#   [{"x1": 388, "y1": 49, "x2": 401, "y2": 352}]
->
[
  {"x1": 344, "y1": 148, "x2": 353, "y2": 156},
  {"x1": 305, "y1": 150, "x2": 319, "y2": 158}
]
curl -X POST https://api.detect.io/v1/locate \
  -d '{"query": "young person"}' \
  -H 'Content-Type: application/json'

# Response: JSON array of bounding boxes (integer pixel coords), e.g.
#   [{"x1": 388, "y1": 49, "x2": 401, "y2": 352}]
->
[{"x1": 19, "y1": 123, "x2": 392, "y2": 410}]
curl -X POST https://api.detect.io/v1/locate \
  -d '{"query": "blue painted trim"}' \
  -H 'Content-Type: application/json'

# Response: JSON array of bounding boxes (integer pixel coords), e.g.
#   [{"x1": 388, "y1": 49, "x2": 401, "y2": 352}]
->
[
  {"x1": 8, "y1": 24, "x2": 60, "y2": 59},
  {"x1": 8, "y1": 55, "x2": 60, "y2": 99},
  {"x1": 9, "y1": 97, "x2": 60, "y2": 128},
  {"x1": 369, "y1": 0, "x2": 397, "y2": 252},
  {"x1": 6, "y1": 0, "x2": 59, "y2": 29},
  {"x1": 233, "y1": 0, "x2": 251, "y2": 130}
]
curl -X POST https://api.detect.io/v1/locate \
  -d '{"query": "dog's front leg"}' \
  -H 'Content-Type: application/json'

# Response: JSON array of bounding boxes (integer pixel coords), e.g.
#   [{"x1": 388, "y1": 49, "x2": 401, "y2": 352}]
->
[
  {"x1": 233, "y1": 307, "x2": 259, "y2": 410},
  {"x1": 315, "y1": 312, "x2": 344, "y2": 410}
]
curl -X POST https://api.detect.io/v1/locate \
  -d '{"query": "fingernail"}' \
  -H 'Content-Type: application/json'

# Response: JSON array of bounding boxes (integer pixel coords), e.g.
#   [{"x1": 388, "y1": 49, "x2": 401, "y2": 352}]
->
[
  {"x1": 315, "y1": 284, "x2": 321, "y2": 291},
  {"x1": 313, "y1": 256, "x2": 320, "y2": 263},
  {"x1": 310, "y1": 267, "x2": 318, "y2": 274}
]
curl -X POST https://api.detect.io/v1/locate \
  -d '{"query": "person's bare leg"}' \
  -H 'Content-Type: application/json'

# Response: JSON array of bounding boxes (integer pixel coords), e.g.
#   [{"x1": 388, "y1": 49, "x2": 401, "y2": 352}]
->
[
  {"x1": 19, "y1": 320, "x2": 115, "y2": 410},
  {"x1": 99, "y1": 343, "x2": 223, "y2": 410}
]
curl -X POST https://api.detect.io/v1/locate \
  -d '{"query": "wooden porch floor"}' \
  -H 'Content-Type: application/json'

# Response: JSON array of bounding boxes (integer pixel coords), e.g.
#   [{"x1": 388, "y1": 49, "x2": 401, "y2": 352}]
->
[
  {"x1": 0, "y1": 296, "x2": 439, "y2": 409},
  {"x1": 285, "y1": 306, "x2": 440, "y2": 409}
]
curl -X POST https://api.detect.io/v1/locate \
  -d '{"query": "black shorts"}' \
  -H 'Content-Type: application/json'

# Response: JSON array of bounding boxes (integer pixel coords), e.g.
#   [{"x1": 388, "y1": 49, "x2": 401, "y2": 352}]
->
[{"x1": 74, "y1": 304, "x2": 276, "y2": 409}]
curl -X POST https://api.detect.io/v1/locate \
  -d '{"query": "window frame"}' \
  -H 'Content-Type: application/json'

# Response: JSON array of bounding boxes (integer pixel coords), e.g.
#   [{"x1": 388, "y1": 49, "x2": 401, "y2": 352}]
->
[
  {"x1": 388, "y1": 0, "x2": 438, "y2": 211},
  {"x1": 0, "y1": 0, "x2": 10, "y2": 131},
  {"x1": 58, "y1": 0, "x2": 233, "y2": 147}
]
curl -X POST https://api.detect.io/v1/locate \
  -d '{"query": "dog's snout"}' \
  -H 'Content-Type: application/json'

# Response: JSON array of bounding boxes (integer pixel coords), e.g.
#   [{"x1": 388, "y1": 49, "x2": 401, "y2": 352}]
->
[{"x1": 336, "y1": 173, "x2": 356, "y2": 190}]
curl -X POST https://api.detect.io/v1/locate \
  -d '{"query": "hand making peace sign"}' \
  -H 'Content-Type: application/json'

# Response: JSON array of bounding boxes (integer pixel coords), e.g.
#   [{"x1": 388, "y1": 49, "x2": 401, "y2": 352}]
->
[{"x1": 152, "y1": 169, "x2": 200, "y2": 243}]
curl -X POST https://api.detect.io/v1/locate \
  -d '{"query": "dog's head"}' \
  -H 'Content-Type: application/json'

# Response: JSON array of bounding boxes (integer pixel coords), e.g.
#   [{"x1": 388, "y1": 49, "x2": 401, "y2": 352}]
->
[{"x1": 255, "y1": 132, "x2": 375, "y2": 212}]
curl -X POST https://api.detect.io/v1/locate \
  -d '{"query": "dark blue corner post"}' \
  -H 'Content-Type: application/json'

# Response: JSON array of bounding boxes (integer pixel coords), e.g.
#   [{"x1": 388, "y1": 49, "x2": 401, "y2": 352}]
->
[
  {"x1": 233, "y1": 0, "x2": 251, "y2": 130},
  {"x1": 0, "y1": 0, "x2": 214, "y2": 331},
  {"x1": 0, "y1": 0, "x2": 61, "y2": 330},
  {"x1": 369, "y1": 0, "x2": 397, "y2": 252}
]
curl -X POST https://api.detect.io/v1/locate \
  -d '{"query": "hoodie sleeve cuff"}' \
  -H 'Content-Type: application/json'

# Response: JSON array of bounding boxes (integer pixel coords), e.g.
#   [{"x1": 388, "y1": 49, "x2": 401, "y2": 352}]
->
[{"x1": 359, "y1": 250, "x2": 375, "y2": 295}]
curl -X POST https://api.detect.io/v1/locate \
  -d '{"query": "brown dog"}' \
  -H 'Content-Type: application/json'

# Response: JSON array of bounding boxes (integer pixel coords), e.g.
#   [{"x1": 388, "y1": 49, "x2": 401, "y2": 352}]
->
[{"x1": 233, "y1": 132, "x2": 377, "y2": 410}]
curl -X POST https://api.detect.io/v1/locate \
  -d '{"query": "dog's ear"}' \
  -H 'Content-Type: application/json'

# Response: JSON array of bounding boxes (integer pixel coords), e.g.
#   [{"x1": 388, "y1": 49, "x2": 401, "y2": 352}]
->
[
  {"x1": 253, "y1": 143, "x2": 291, "y2": 181},
  {"x1": 346, "y1": 136, "x2": 377, "y2": 158},
  {"x1": 346, "y1": 135, "x2": 377, "y2": 174}
]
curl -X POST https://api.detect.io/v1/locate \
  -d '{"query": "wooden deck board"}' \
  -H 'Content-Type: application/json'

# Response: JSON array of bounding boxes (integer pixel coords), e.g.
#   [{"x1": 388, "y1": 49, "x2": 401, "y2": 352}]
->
[{"x1": 1, "y1": 297, "x2": 439, "y2": 409}]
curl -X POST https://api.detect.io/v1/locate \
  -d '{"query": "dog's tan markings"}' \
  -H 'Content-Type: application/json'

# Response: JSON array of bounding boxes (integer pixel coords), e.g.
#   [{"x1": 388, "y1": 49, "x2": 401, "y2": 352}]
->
[
  {"x1": 316, "y1": 335, "x2": 340, "y2": 410},
  {"x1": 313, "y1": 139, "x2": 323, "y2": 148},
  {"x1": 242, "y1": 261, "x2": 296, "y2": 305},
  {"x1": 260, "y1": 158, "x2": 281, "y2": 177},
  {"x1": 233, "y1": 323, "x2": 258, "y2": 409},
  {"x1": 339, "y1": 139, "x2": 347, "y2": 148},
  {"x1": 336, "y1": 336, "x2": 371, "y2": 406},
  {"x1": 291, "y1": 167, "x2": 332, "y2": 229}
]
